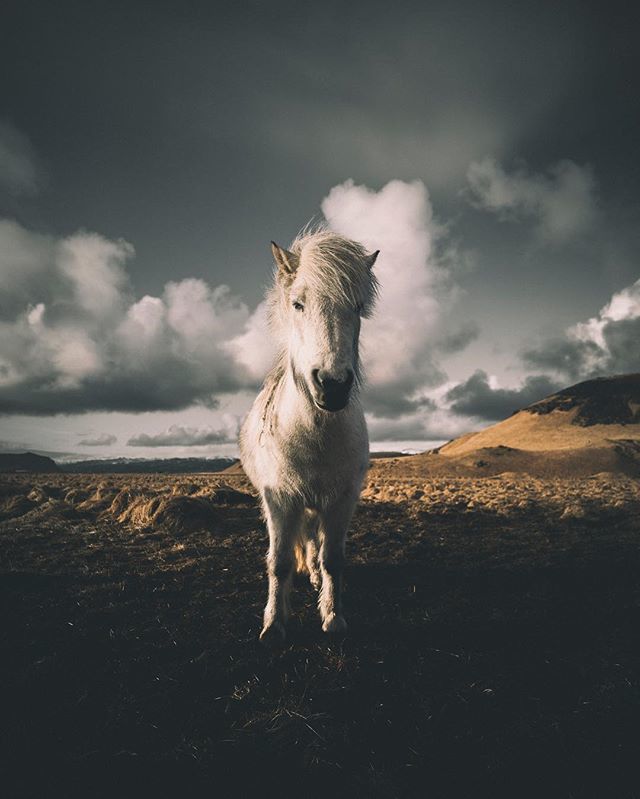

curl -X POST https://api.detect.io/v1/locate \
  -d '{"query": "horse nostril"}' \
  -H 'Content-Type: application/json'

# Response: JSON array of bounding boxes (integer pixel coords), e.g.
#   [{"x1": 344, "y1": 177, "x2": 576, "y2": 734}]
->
[
  {"x1": 311, "y1": 368, "x2": 354, "y2": 410},
  {"x1": 328, "y1": 370, "x2": 353, "y2": 390},
  {"x1": 315, "y1": 370, "x2": 353, "y2": 391}
]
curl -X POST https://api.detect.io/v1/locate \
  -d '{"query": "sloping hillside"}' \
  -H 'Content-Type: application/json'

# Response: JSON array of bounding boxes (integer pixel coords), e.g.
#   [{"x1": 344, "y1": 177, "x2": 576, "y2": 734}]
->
[
  {"x1": 440, "y1": 374, "x2": 640, "y2": 456},
  {"x1": 379, "y1": 374, "x2": 640, "y2": 478}
]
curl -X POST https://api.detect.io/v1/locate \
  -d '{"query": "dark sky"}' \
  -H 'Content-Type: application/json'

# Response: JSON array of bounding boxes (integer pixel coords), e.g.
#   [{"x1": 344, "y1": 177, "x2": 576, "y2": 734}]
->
[{"x1": 1, "y1": 0, "x2": 639, "y2": 456}]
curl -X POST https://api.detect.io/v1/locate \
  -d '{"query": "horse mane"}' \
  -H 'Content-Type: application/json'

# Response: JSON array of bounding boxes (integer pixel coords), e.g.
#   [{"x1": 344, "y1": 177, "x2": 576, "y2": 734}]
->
[{"x1": 286, "y1": 226, "x2": 379, "y2": 317}]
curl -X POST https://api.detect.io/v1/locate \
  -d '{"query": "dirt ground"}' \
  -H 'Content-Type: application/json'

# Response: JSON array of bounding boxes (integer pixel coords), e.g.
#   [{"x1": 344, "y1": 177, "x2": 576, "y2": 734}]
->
[{"x1": 1, "y1": 468, "x2": 640, "y2": 798}]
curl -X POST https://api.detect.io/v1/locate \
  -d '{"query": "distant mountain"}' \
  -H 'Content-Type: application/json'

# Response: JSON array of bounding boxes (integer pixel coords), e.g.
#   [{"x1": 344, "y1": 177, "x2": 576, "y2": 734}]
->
[
  {"x1": 0, "y1": 452, "x2": 61, "y2": 473},
  {"x1": 61, "y1": 457, "x2": 238, "y2": 474}
]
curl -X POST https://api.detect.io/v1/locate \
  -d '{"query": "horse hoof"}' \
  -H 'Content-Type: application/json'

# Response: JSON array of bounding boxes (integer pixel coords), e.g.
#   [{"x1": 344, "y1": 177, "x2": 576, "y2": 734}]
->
[
  {"x1": 260, "y1": 621, "x2": 286, "y2": 648},
  {"x1": 322, "y1": 614, "x2": 347, "y2": 635}
]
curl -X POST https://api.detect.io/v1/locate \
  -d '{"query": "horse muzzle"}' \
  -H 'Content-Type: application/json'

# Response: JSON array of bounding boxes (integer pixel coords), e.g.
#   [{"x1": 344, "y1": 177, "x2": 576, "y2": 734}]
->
[{"x1": 311, "y1": 368, "x2": 354, "y2": 412}]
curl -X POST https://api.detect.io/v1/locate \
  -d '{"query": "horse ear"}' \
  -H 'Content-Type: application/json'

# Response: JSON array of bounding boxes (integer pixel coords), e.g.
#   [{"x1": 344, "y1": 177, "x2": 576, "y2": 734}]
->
[
  {"x1": 365, "y1": 250, "x2": 380, "y2": 270},
  {"x1": 271, "y1": 241, "x2": 299, "y2": 275}
]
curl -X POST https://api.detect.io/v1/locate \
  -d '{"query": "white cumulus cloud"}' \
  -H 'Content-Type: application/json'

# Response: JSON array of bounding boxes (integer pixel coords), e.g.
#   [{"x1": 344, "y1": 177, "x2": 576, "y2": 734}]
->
[
  {"x1": 1, "y1": 179, "x2": 479, "y2": 440},
  {"x1": 224, "y1": 178, "x2": 476, "y2": 437},
  {"x1": 0, "y1": 220, "x2": 256, "y2": 414},
  {"x1": 321, "y1": 179, "x2": 461, "y2": 417}
]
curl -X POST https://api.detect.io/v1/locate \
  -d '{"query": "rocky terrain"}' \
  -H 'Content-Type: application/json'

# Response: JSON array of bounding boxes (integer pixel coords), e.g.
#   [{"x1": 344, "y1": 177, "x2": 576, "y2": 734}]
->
[
  {"x1": 1, "y1": 374, "x2": 639, "y2": 797},
  {"x1": 1, "y1": 465, "x2": 639, "y2": 798}
]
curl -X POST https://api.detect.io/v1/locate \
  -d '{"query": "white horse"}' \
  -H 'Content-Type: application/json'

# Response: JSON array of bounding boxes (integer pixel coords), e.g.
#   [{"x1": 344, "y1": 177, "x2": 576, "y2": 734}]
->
[{"x1": 240, "y1": 229, "x2": 379, "y2": 645}]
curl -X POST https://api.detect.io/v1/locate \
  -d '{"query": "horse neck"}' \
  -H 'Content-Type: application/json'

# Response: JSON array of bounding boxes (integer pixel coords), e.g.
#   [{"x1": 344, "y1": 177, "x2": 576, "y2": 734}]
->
[
  {"x1": 282, "y1": 355, "x2": 315, "y2": 420},
  {"x1": 262, "y1": 352, "x2": 319, "y2": 438}
]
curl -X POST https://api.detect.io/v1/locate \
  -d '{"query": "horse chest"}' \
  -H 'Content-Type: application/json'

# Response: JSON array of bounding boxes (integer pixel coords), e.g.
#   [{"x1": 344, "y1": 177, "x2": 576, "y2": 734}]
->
[
  {"x1": 289, "y1": 433, "x2": 356, "y2": 477},
  {"x1": 265, "y1": 419, "x2": 367, "y2": 502}
]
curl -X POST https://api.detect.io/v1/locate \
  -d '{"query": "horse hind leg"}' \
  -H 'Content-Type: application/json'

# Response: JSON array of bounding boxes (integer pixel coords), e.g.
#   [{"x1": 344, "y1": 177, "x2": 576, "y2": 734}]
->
[{"x1": 298, "y1": 509, "x2": 321, "y2": 590}]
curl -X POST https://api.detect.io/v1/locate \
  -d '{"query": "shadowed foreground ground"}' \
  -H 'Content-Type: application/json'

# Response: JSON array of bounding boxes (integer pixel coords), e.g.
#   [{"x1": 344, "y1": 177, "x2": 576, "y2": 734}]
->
[{"x1": 1, "y1": 472, "x2": 640, "y2": 798}]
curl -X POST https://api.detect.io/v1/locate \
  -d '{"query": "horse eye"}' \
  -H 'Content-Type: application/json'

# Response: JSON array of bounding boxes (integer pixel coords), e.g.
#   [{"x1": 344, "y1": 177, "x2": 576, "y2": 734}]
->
[
  {"x1": 354, "y1": 303, "x2": 363, "y2": 315},
  {"x1": 292, "y1": 301, "x2": 304, "y2": 312}
]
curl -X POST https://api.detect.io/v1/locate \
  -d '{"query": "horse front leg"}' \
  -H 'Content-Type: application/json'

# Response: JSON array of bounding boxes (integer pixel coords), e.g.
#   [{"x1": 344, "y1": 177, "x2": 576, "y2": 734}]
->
[
  {"x1": 260, "y1": 489, "x2": 301, "y2": 646},
  {"x1": 318, "y1": 492, "x2": 357, "y2": 634}
]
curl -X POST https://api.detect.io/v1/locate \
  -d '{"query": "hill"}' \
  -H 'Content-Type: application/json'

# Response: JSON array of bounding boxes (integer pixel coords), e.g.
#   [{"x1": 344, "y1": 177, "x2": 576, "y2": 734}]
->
[
  {"x1": 0, "y1": 452, "x2": 61, "y2": 473},
  {"x1": 376, "y1": 374, "x2": 640, "y2": 479},
  {"x1": 526, "y1": 373, "x2": 640, "y2": 425}
]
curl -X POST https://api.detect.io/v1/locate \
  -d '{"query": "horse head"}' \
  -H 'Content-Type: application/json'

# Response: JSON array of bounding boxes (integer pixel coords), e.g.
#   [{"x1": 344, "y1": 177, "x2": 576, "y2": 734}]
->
[{"x1": 270, "y1": 233, "x2": 379, "y2": 412}]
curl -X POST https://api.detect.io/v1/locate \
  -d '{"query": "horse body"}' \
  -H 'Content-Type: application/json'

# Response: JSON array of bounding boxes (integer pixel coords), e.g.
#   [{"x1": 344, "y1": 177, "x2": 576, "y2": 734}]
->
[
  {"x1": 240, "y1": 229, "x2": 378, "y2": 644},
  {"x1": 241, "y1": 364, "x2": 369, "y2": 507}
]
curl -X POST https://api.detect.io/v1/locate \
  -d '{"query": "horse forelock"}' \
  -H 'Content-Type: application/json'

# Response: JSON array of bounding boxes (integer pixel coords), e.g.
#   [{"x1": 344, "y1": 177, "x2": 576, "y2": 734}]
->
[
  {"x1": 267, "y1": 228, "x2": 378, "y2": 316},
  {"x1": 291, "y1": 228, "x2": 379, "y2": 315}
]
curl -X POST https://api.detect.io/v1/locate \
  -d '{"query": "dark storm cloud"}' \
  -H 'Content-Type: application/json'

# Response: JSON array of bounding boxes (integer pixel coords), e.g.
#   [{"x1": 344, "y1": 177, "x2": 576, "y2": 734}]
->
[
  {"x1": 524, "y1": 319, "x2": 640, "y2": 380},
  {"x1": 466, "y1": 158, "x2": 598, "y2": 243},
  {"x1": 364, "y1": 385, "x2": 438, "y2": 419},
  {"x1": 127, "y1": 423, "x2": 237, "y2": 447},
  {"x1": 0, "y1": 367, "x2": 231, "y2": 416},
  {"x1": 523, "y1": 338, "x2": 601, "y2": 381},
  {"x1": 437, "y1": 322, "x2": 480, "y2": 355},
  {"x1": 0, "y1": 121, "x2": 39, "y2": 196},
  {"x1": 446, "y1": 370, "x2": 561, "y2": 421},
  {"x1": 603, "y1": 318, "x2": 640, "y2": 373},
  {"x1": 3, "y1": 0, "x2": 635, "y2": 308}
]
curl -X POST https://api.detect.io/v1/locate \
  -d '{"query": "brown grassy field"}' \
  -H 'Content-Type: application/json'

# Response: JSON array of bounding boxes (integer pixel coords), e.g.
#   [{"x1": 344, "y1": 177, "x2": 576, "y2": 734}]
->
[{"x1": 1, "y1": 465, "x2": 640, "y2": 798}]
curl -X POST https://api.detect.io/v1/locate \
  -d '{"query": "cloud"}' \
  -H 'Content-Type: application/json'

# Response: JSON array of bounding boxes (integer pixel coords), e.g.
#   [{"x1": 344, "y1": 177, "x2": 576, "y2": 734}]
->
[
  {"x1": 0, "y1": 220, "x2": 54, "y2": 318},
  {"x1": 266, "y1": 101, "x2": 512, "y2": 193},
  {"x1": 225, "y1": 178, "x2": 476, "y2": 424},
  {"x1": 78, "y1": 433, "x2": 117, "y2": 446},
  {"x1": 366, "y1": 405, "x2": 474, "y2": 443},
  {"x1": 320, "y1": 179, "x2": 464, "y2": 416},
  {"x1": 0, "y1": 121, "x2": 40, "y2": 195},
  {"x1": 441, "y1": 276, "x2": 640, "y2": 430},
  {"x1": 223, "y1": 300, "x2": 276, "y2": 385},
  {"x1": 0, "y1": 179, "x2": 478, "y2": 423},
  {"x1": 127, "y1": 421, "x2": 238, "y2": 447},
  {"x1": 523, "y1": 277, "x2": 640, "y2": 379},
  {"x1": 466, "y1": 158, "x2": 597, "y2": 243},
  {"x1": 0, "y1": 220, "x2": 256, "y2": 414},
  {"x1": 436, "y1": 322, "x2": 480, "y2": 355},
  {"x1": 445, "y1": 370, "x2": 562, "y2": 421}
]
